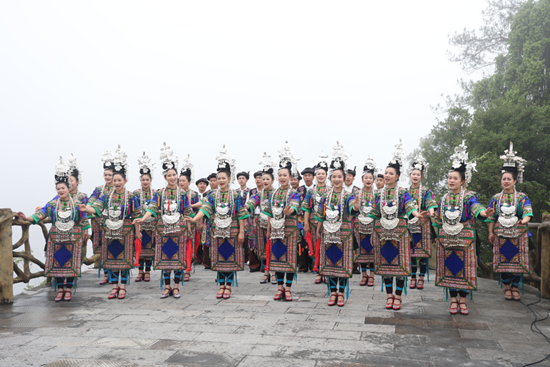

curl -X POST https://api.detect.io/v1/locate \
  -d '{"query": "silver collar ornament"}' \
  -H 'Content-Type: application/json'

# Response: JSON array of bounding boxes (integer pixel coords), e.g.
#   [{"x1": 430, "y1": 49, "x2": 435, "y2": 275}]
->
[
  {"x1": 440, "y1": 189, "x2": 465, "y2": 246},
  {"x1": 357, "y1": 188, "x2": 374, "y2": 235},
  {"x1": 104, "y1": 189, "x2": 128, "y2": 240},
  {"x1": 161, "y1": 187, "x2": 181, "y2": 235},
  {"x1": 269, "y1": 188, "x2": 292, "y2": 240},
  {"x1": 322, "y1": 188, "x2": 345, "y2": 245},
  {"x1": 214, "y1": 189, "x2": 234, "y2": 239}
]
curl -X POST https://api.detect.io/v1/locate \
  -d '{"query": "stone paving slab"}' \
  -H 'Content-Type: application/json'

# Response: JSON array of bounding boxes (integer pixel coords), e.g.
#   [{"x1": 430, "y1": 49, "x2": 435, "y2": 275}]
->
[{"x1": 1, "y1": 267, "x2": 550, "y2": 366}]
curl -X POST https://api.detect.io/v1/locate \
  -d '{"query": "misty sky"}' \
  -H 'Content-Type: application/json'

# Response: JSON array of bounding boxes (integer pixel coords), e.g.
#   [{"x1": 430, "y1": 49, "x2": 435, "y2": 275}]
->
[{"x1": 0, "y1": 1, "x2": 486, "y2": 288}]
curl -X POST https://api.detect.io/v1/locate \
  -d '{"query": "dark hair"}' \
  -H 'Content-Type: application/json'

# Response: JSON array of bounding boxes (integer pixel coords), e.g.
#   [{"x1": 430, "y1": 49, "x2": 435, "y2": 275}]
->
[
  {"x1": 217, "y1": 170, "x2": 229, "y2": 178},
  {"x1": 113, "y1": 171, "x2": 127, "y2": 180},
  {"x1": 179, "y1": 174, "x2": 190, "y2": 182},
  {"x1": 70, "y1": 169, "x2": 80, "y2": 183},
  {"x1": 104, "y1": 168, "x2": 114, "y2": 174},
  {"x1": 501, "y1": 171, "x2": 518, "y2": 181},
  {"x1": 451, "y1": 169, "x2": 466, "y2": 182},
  {"x1": 386, "y1": 166, "x2": 400, "y2": 177},
  {"x1": 262, "y1": 172, "x2": 274, "y2": 180},
  {"x1": 363, "y1": 172, "x2": 374, "y2": 179},
  {"x1": 140, "y1": 173, "x2": 152, "y2": 180},
  {"x1": 377, "y1": 174, "x2": 384, "y2": 179},
  {"x1": 331, "y1": 168, "x2": 346, "y2": 177},
  {"x1": 164, "y1": 168, "x2": 177, "y2": 177},
  {"x1": 56, "y1": 182, "x2": 69, "y2": 189}
]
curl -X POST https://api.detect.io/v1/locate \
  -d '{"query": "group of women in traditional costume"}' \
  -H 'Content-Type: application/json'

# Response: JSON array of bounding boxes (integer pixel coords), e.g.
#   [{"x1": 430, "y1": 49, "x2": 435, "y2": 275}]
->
[{"x1": 18, "y1": 139, "x2": 533, "y2": 315}]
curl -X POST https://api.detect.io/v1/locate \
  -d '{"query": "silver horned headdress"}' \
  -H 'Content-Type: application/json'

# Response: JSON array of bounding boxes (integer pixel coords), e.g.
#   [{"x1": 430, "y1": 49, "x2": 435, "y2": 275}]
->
[
  {"x1": 180, "y1": 154, "x2": 194, "y2": 183},
  {"x1": 216, "y1": 145, "x2": 236, "y2": 182},
  {"x1": 387, "y1": 138, "x2": 405, "y2": 172},
  {"x1": 362, "y1": 156, "x2": 378, "y2": 177},
  {"x1": 138, "y1": 152, "x2": 155, "y2": 179},
  {"x1": 328, "y1": 141, "x2": 348, "y2": 176},
  {"x1": 450, "y1": 140, "x2": 476, "y2": 185},
  {"x1": 314, "y1": 151, "x2": 330, "y2": 174},
  {"x1": 500, "y1": 141, "x2": 526, "y2": 183},
  {"x1": 101, "y1": 148, "x2": 116, "y2": 171},
  {"x1": 54, "y1": 156, "x2": 70, "y2": 186},
  {"x1": 67, "y1": 153, "x2": 82, "y2": 185},
  {"x1": 259, "y1": 152, "x2": 277, "y2": 176},
  {"x1": 411, "y1": 152, "x2": 429, "y2": 178},
  {"x1": 112, "y1": 145, "x2": 129, "y2": 177},
  {"x1": 277, "y1": 141, "x2": 299, "y2": 178},
  {"x1": 160, "y1": 142, "x2": 179, "y2": 176}
]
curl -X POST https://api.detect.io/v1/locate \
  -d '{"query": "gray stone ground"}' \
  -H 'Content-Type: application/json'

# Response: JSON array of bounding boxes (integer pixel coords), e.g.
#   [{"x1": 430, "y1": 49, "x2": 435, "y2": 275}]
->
[{"x1": 1, "y1": 267, "x2": 550, "y2": 367}]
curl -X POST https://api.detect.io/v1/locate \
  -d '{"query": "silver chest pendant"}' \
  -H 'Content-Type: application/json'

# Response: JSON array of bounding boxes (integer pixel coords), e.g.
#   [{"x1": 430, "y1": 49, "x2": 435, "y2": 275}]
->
[
  {"x1": 55, "y1": 209, "x2": 75, "y2": 232},
  {"x1": 442, "y1": 208, "x2": 464, "y2": 236},
  {"x1": 358, "y1": 206, "x2": 374, "y2": 234},
  {"x1": 214, "y1": 204, "x2": 232, "y2": 238},
  {"x1": 323, "y1": 208, "x2": 342, "y2": 245},
  {"x1": 380, "y1": 205, "x2": 399, "y2": 230},
  {"x1": 162, "y1": 199, "x2": 181, "y2": 234},
  {"x1": 270, "y1": 207, "x2": 286, "y2": 240},
  {"x1": 259, "y1": 199, "x2": 269, "y2": 229},
  {"x1": 497, "y1": 205, "x2": 519, "y2": 238}
]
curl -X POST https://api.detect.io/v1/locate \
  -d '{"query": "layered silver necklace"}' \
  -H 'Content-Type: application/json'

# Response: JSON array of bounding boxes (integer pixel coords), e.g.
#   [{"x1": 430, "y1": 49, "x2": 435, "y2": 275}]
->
[
  {"x1": 214, "y1": 189, "x2": 234, "y2": 238},
  {"x1": 357, "y1": 187, "x2": 374, "y2": 235},
  {"x1": 259, "y1": 188, "x2": 270, "y2": 229},
  {"x1": 140, "y1": 187, "x2": 156, "y2": 231},
  {"x1": 379, "y1": 186, "x2": 401, "y2": 241},
  {"x1": 161, "y1": 186, "x2": 181, "y2": 235},
  {"x1": 269, "y1": 187, "x2": 292, "y2": 240},
  {"x1": 104, "y1": 189, "x2": 128, "y2": 239},
  {"x1": 322, "y1": 188, "x2": 345, "y2": 245},
  {"x1": 496, "y1": 187, "x2": 519, "y2": 238},
  {"x1": 441, "y1": 189, "x2": 465, "y2": 245},
  {"x1": 54, "y1": 196, "x2": 76, "y2": 242},
  {"x1": 408, "y1": 184, "x2": 422, "y2": 234}
]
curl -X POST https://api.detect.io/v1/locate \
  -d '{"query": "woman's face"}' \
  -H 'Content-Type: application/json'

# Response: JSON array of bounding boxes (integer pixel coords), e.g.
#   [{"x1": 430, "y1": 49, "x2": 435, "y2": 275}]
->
[
  {"x1": 165, "y1": 169, "x2": 178, "y2": 186},
  {"x1": 278, "y1": 169, "x2": 290, "y2": 187},
  {"x1": 113, "y1": 174, "x2": 127, "y2": 191},
  {"x1": 179, "y1": 175, "x2": 190, "y2": 190},
  {"x1": 217, "y1": 172, "x2": 229, "y2": 189},
  {"x1": 447, "y1": 171, "x2": 464, "y2": 190},
  {"x1": 316, "y1": 169, "x2": 327, "y2": 184},
  {"x1": 410, "y1": 169, "x2": 422, "y2": 185},
  {"x1": 69, "y1": 176, "x2": 78, "y2": 192},
  {"x1": 384, "y1": 167, "x2": 398, "y2": 185},
  {"x1": 331, "y1": 170, "x2": 344, "y2": 188},
  {"x1": 501, "y1": 172, "x2": 517, "y2": 190},
  {"x1": 56, "y1": 183, "x2": 69, "y2": 199},
  {"x1": 262, "y1": 174, "x2": 273, "y2": 189},
  {"x1": 104, "y1": 169, "x2": 113, "y2": 184},
  {"x1": 141, "y1": 174, "x2": 151, "y2": 189},
  {"x1": 362, "y1": 173, "x2": 374, "y2": 188}
]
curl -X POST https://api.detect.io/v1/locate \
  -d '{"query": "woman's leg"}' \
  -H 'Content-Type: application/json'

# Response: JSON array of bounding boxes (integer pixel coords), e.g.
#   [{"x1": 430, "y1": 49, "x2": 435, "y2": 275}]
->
[
  {"x1": 118, "y1": 270, "x2": 129, "y2": 298},
  {"x1": 510, "y1": 274, "x2": 521, "y2": 300},
  {"x1": 223, "y1": 272, "x2": 233, "y2": 298},
  {"x1": 55, "y1": 277, "x2": 65, "y2": 301},
  {"x1": 458, "y1": 290, "x2": 469, "y2": 314},
  {"x1": 274, "y1": 272, "x2": 285, "y2": 300},
  {"x1": 360, "y1": 264, "x2": 368, "y2": 286},
  {"x1": 384, "y1": 276, "x2": 395, "y2": 309},
  {"x1": 448, "y1": 288, "x2": 459, "y2": 314},
  {"x1": 328, "y1": 277, "x2": 338, "y2": 306},
  {"x1": 410, "y1": 258, "x2": 418, "y2": 288},
  {"x1": 284, "y1": 273, "x2": 295, "y2": 301},
  {"x1": 173, "y1": 270, "x2": 182, "y2": 298},
  {"x1": 501, "y1": 273, "x2": 512, "y2": 299},
  {"x1": 216, "y1": 272, "x2": 226, "y2": 298}
]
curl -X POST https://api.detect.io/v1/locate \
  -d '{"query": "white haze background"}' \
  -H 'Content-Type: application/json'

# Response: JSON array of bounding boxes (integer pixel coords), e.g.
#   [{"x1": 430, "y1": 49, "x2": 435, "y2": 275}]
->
[{"x1": 0, "y1": 1, "x2": 485, "y2": 292}]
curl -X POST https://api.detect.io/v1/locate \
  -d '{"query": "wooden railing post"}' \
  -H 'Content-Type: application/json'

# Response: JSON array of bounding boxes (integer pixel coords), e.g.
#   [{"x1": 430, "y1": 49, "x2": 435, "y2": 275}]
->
[
  {"x1": 0, "y1": 209, "x2": 14, "y2": 303},
  {"x1": 539, "y1": 214, "x2": 550, "y2": 299}
]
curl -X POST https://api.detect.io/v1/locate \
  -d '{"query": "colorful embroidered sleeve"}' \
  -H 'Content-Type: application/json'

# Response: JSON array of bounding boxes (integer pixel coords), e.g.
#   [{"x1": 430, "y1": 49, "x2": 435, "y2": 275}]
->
[
  {"x1": 519, "y1": 193, "x2": 534, "y2": 218},
  {"x1": 289, "y1": 191, "x2": 300, "y2": 214},
  {"x1": 347, "y1": 193, "x2": 358, "y2": 217},
  {"x1": 182, "y1": 194, "x2": 195, "y2": 218},
  {"x1": 423, "y1": 188, "x2": 438, "y2": 211},
  {"x1": 301, "y1": 189, "x2": 314, "y2": 213},
  {"x1": 370, "y1": 192, "x2": 382, "y2": 219},
  {"x1": 487, "y1": 195, "x2": 498, "y2": 222},
  {"x1": 199, "y1": 194, "x2": 215, "y2": 219},
  {"x1": 236, "y1": 194, "x2": 250, "y2": 220},
  {"x1": 314, "y1": 196, "x2": 326, "y2": 222},
  {"x1": 466, "y1": 193, "x2": 486, "y2": 220},
  {"x1": 128, "y1": 192, "x2": 141, "y2": 218},
  {"x1": 146, "y1": 190, "x2": 162, "y2": 217},
  {"x1": 401, "y1": 189, "x2": 417, "y2": 218},
  {"x1": 245, "y1": 193, "x2": 261, "y2": 213},
  {"x1": 91, "y1": 194, "x2": 106, "y2": 216},
  {"x1": 87, "y1": 186, "x2": 102, "y2": 207},
  {"x1": 31, "y1": 202, "x2": 53, "y2": 224}
]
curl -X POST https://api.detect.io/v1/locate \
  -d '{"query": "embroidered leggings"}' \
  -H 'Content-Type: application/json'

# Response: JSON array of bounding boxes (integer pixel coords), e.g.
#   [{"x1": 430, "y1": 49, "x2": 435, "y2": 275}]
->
[
  {"x1": 55, "y1": 277, "x2": 75, "y2": 289},
  {"x1": 360, "y1": 263, "x2": 374, "y2": 273},
  {"x1": 163, "y1": 270, "x2": 182, "y2": 285},
  {"x1": 501, "y1": 273, "x2": 520, "y2": 288},
  {"x1": 139, "y1": 259, "x2": 153, "y2": 272},
  {"x1": 275, "y1": 272, "x2": 294, "y2": 287},
  {"x1": 329, "y1": 277, "x2": 347, "y2": 293},
  {"x1": 411, "y1": 258, "x2": 427, "y2": 278},
  {"x1": 108, "y1": 270, "x2": 129, "y2": 285},
  {"x1": 218, "y1": 271, "x2": 235, "y2": 286},
  {"x1": 384, "y1": 276, "x2": 405, "y2": 296}
]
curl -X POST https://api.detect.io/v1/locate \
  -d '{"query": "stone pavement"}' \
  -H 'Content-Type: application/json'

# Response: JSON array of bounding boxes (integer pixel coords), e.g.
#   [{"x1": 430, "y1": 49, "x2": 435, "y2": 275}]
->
[{"x1": 1, "y1": 267, "x2": 550, "y2": 367}]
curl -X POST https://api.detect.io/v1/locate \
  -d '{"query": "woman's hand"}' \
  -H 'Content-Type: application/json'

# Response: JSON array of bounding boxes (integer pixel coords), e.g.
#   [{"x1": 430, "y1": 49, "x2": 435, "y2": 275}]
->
[
  {"x1": 283, "y1": 205, "x2": 294, "y2": 216},
  {"x1": 184, "y1": 216, "x2": 196, "y2": 224},
  {"x1": 519, "y1": 217, "x2": 531, "y2": 225},
  {"x1": 353, "y1": 195, "x2": 361, "y2": 211},
  {"x1": 132, "y1": 218, "x2": 144, "y2": 225},
  {"x1": 34, "y1": 206, "x2": 41, "y2": 212},
  {"x1": 429, "y1": 208, "x2": 436, "y2": 218},
  {"x1": 238, "y1": 231, "x2": 245, "y2": 245},
  {"x1": 303, "y1": 222, "x2": 310, "y2": 235},
  {"x1": 480, "y1": 208, "x2": 495, "y2": 218},
  {"x1": 488, "y1": 232, "x2": 495, "y2": 244},
  {"x1": 413, "y1": 211, "x2": 429, "y2": 219},
  {"x1": 136, "y1": 230, "x2": 143, "y2": 241},
  {"x1": 16, "y1": 212, "x2": 26, "y2": 221}
]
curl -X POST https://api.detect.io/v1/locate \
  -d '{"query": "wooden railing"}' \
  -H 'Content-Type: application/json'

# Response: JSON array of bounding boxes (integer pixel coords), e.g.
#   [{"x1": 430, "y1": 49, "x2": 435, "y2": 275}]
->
[{"x1": 0, "y1": 208, "x2": 100, "y2": 303}]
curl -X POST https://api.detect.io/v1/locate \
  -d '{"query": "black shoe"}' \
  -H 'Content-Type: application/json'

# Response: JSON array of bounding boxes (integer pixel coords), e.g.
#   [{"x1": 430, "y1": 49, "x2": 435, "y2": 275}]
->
[
  {"x1": 298, "y1": 268, "x2": 308, "y2": 273},
  {"x1": 249, "y1": 268, "x2": 260, "y2": 273}
]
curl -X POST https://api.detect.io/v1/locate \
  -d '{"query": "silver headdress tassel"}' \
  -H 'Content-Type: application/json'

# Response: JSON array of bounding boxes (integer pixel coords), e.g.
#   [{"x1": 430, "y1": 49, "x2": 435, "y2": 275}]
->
[
  {"x1": 449, "y1": 140, "x2": 476, "y2": 186},
  {"x1": 112, "y1": 145, "x2": 129, "y2": 177},
  {"x1": 67, "y1": 153, "x2": 82, "y2": 185},
  {"x1": 259, "y1": 152, "x2": 277, "y2": 176},
  {"x1": 362, "y1": 156, "x2": 378, "y2": 177},
  {"x1": 314, "y1": 151, "x2": 330, "y2": 174},
  {"x1": 160, "y1": 142, "x2": 179, "y2": 176},
  {"x1": 101, "y1": 148, "x2": 116, "y2": 171},
  {"x1": 500, "y1": 141, "x2": 526, "y2": 183},
  {"x1": 411, "y1": 152, "x2": 429, "y2": 178},
  {"x1": 54, "y1": 156, "x2": 70, "y2": 186},
  {"x1": 328, "y1": 141, "x2": 348, "y2": 176},
  {"x1": 138, "y1": 152, "x2": 155, "y2": 179},
  {"x1": 387, "y1": 138, "x2": 405, "y2": 172},
  {"x1": 215, "y1": 145, "x2": 236, "y2": 182},
  {"x1": 180, "y1": 154, "x2": 194, "y2": 183},
  {"x1": 277, "y1": 141, "x2": 299, "y2": 178}
]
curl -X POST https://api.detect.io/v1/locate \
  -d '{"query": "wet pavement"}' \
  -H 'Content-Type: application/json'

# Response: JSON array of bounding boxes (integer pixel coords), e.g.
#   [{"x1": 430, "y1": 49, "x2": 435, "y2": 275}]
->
[{"x1": 1, "y1": 267, "x2": 549, "y2": 367}]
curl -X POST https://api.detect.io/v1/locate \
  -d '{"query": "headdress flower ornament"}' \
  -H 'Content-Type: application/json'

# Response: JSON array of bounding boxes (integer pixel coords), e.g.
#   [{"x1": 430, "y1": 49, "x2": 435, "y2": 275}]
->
[
  {"x1": 277, "y1": 141, "x2": 299, "y2": 178},
  {"x1": 54, "y1": 156, "x2": 70, "y2": 186},
  {"x1": 215, "y1": 145, "x2": 236, "y2": 183},
  {"x1": 411, "y1": 152, "x2": 429, "y2": 178},
  {"x1": 259, "y1": 152, "x2": 277, "y2": 176},
  {"x1": 138, "y1": 151, "x2": 155, "y2": 179},
  {"x1": 387, "y1": 138, "x2": 405, "y2": 172},
  {"x1": 112, "y1": 145, "x2": 129, "y2": 176},
  {"x1": 67, "y1": 153, "x2": 82, "y2": 185},
  {"x1": 101, "y1": 148, "x2": 116, "y2": 171},
  {"x1": 180, "y1": 154, "x2": 194, "y2": 183},
  {"x1": 362, "y1": 156, "x2": 378, "y2": 177},
  {"x1": 160, "y1": 142, "x2": 179, "y2": 176},
  {"x1": 449, "y1": 140, "x2": 477, "y2": 185},
  {"x1": 328, "y1": 141, "x2": 348, "y2": 176},
  {"x1": 314, "y1": 151, "x2": 330, "y2": 174},
  {"x1": 500, "y1": 141, "x2": 526, "y2": 183}
]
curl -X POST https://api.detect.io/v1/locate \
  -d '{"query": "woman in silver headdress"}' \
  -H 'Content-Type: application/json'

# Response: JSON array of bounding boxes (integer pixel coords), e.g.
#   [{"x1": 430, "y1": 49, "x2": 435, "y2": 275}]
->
[{"x1": 487, "y1": 142, "x2": 532, "y2": 301}]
